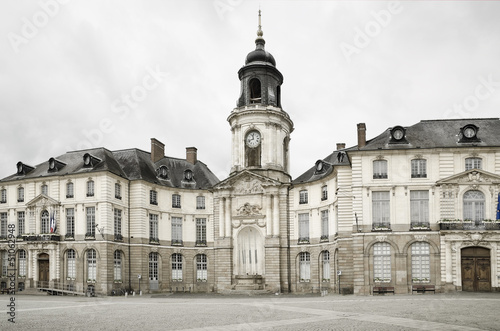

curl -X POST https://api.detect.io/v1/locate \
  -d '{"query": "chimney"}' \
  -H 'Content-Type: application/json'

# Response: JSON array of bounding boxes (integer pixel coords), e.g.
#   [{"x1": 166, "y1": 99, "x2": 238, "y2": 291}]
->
[
  {"x1": 336, "y1": 143, "x2": 346, "y2": 150},
  {"x1": 186, "y1": 147, "x2": 197, "y2": 164},
  {"x1": 357, "y1": 123, "x2": 366, "y2": 149},
  {"x1": 151, "y1": 138, "x2": 165, "y2": 163}
]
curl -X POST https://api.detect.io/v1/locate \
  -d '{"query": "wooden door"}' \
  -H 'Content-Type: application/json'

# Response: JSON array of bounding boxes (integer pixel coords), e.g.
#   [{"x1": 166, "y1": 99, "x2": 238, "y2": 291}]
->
[
  {"x1": 38, "y1": 253, "x2": 49, "y2": 287},
  {"x1": 461, "y1": 247, "x2": 491, "y2": 292}
]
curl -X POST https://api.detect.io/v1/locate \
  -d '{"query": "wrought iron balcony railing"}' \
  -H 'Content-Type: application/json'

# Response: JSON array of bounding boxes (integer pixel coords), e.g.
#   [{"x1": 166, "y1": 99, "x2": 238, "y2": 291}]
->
[{"x1": 440, "y1": 221, "x2": 500, "y2": 231}]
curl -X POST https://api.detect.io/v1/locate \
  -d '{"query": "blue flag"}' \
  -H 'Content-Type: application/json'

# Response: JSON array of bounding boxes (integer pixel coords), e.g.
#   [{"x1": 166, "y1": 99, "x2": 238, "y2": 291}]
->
[{"x1": 497, "y1": 193, "x2": 500, "y2": 220}]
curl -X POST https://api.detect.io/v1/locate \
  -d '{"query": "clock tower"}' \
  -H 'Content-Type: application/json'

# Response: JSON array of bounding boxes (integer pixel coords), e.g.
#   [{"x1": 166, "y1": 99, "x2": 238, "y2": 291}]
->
[{"x1": 228, "y1": 10, "x2": 294, "y2": 182}]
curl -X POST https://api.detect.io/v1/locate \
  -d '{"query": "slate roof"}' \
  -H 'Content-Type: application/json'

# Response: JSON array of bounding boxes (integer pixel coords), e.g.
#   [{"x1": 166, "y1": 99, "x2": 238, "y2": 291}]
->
[
  {"x1": 350, "y1": 118, "x2": 500, "y2": 151},
  {"x1": 1, "y1": 148, "x2": 220, "y2": 190},
  {"x1": 293, "y1": 150, "x2": 350, "y2": 184}
]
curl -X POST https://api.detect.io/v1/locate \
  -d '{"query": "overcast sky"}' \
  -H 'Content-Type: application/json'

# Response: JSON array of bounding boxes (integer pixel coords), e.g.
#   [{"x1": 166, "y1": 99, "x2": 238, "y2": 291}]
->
[{"x1": 1, "y1": 0, "x2": 500, "y2": 181}]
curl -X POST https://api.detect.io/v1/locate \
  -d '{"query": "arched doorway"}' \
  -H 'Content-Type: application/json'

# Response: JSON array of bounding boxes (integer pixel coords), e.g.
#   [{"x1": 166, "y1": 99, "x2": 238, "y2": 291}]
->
[
  {"x1": 236, "y1": 226, "x2": 264, "y2": 276},
  {"x1": 461, "y1": 247, "x2": 491, "y2": 292},
  {"x1": 38, "y1": 253, "x2": 49, "y2": 287}
]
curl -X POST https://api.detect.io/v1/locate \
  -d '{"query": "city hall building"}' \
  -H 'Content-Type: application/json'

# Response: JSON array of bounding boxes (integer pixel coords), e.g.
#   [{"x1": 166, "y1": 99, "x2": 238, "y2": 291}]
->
[{"x1": 1, "y1": 16, "x2": 500, "y2": 296}]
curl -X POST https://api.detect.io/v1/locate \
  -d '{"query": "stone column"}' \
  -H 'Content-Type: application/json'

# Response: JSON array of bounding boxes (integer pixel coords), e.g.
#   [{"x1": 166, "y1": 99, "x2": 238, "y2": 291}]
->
[
  {"x1": 219, "y1": 198, "x2": 225, "y2": 238},
  {"x1": 266, "y1": 195, "x2": 272, "y2": 236},
  {"x1": 445, "y1": 240, "x2": 452, "y2": 283},
  {"x1": 225, "y1": 197, "x2": 231, "y2": 238},
  {"x1": 273, "y1": 195, "x2": 279, "y2": 236}
]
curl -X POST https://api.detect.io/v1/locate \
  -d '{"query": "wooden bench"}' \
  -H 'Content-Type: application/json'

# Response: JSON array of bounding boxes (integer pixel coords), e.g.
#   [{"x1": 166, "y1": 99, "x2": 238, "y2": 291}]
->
[
  {"x1": 412, "y1": 285, "x2": 435, "y2": 294},
  {"x1": 373, "y1": 286, "x2": 395, "y2": 295}
]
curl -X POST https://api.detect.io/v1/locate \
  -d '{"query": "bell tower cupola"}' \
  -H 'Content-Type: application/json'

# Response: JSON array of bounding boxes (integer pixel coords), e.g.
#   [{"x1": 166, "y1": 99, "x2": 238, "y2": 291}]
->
[{"x1": 228, "y1": 10, "x2": 294, "y2": 182}]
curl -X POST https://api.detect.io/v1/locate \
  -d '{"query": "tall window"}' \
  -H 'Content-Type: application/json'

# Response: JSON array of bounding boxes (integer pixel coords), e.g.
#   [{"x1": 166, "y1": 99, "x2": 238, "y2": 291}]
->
[
  {"x1": 322, "y1": 251, "x2": 330, "y2": 281},
  {"x1": 41, "y1": 210, "x2": 50, "y2": 233},
  {"x1": 0, "y1": 188, "x2": 6, "y2": 203},
  {"x1": 298, "y1": 213, "x2": 309, "y2": 243},
  {"x1": 149, "y1": 214, "x2": 158, "y2": 242},
  {"x1": 196, "y1": 218, "x2": 206, "y2": 245},
  {"x1": 410, "y1": 191, "x2": 429, "y2": 226},
  {"x1": 249, "y1": 78, "x2": 261, "y2": 103},
  {"x1": 87, "y1": 249, "x2": 96, "y2": 281},
  {"x1": 372, "y1": 191, "x2": 390, "y2": 227},
  {"x1": 172, "y1": 194, "x2": 181, "y2": 208},
  {"x1": 87, "y1": 180, "x2": 94, "y2": 197},
  {"x1": 1, "y1": 251, "x2": 8, "y2": 276},
  {"x1": 41, "y1": 184, "x2": 48, "y2": 195},
  {"x1": 66, "y1": 182, "x2": 74, "y2": 198},
  {"x1": 411, "y1": 159, "x2": 427, "y2": 178},
  {"x1": 373, "y1": 160, "x2": 388, "y2": 179},
  {"x1": 374, "y1": 242, "x2": 391, "y2": 282},
  {"x1": 171, "y1": 217, "x2": 182, "y2": 245},
  {"x1": 463, "y1": 190, "x2": 485, "y2": 222},
  {"x1": 465, "y1": 157, "x2": 482, "y2": 170},
  {"x1": 66, "y1": 208, "x2": 74, "y2": 237},
  {"x1": 299, "y1": 190, "x2": 308, "y2": 204},
  {"x1": 196, "y1": 196, "x2": 205, "y2": 209},
  {"x1": 86, "y1": 207, "x2": 95, "y2": 237},
  {"x1": 171, "y1": 253, "x2": 182, "y2": 281},
  {"x1": 149, "y1": 252, "x2": 158, "y2": 281},
  {"x1": 0, "y1": 213, "x2": 7, "y2": 239},
  {"x1": 115, "y1": 183, "x2": 121, "y2": 199},
  {"x1": 321, "y1": 210, "x2": 329, "y2": 240},
  {"x1": 18, "y1": 187, "x2": 24, "y2": 202},
  {"x1": 114, "y1": 209, "x2": 122, "y2": 240},
  {"x1": 150, "y1": 190, "x2": 157, "y2": 205},
  {"x1": 196, "y1": 254, "x2": 207, "y2": 281},
  {"x1": 18, "y1": 250, "x2": 27, "y2": 277},
  {"x1": 321, "y1": 185, "x2": 328, "y2": 201},
  {"x1": 18, "y1": 211, "x2": 25, "y2": 235},
  {"x1": 411, "y1": 242, "x2": 430, "y2": 282},
  {"x1": 114, "y1": 251, "x2": 122, "y2": 281},
  {"x1": 67, "y1": 249, "x2": 76, "y2": 279},
  {"x1": 299, "y1": 252, "x2": 310, "y2": 282}
]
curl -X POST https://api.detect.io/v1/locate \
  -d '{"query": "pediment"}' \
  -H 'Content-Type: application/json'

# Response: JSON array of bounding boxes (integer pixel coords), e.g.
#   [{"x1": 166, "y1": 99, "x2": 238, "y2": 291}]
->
[
  {"x1": 437, "y1": 169, "x2": 500, "y2": 186},
  {"x1": 213, "y1": 170, "x2": 282, "y2": 194},
  {"x1": 26, "y1": 194, "x2": 60, "y2": 209}
]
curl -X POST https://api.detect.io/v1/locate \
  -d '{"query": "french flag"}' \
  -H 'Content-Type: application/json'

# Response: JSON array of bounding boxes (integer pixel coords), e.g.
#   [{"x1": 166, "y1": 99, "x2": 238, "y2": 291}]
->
[{"x1": 50, "y1": 210, "x2": 57, "y2": 233}]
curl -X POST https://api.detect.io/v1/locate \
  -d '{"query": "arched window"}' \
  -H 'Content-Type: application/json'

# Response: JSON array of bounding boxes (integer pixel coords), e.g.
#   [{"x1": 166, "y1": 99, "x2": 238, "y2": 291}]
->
[
  {"x1": 149, "y1": 252, "x2": 158, "y2": 281},
  {"x1": 411, "y1": 242, "x2": 430, "y2": 282},
  {"x1": 172, "y1": 253, "x2": 183, "y2": 281},
  {"x1": 41, "y1": 210, "x2": 49, "y2": 234},
  {"x1": 463, "y1": 190, "x2": 485, "y2": 222},
  {"x1": 18, "y1": 250, "x2": 27, "y2": 277},
  {"x1": 465, "y1": 157, "x2": 482, "y2": 170},
  {"x1": 87, "y1": 249, "x2": 96, "y2": 282},
  {"x1": 299, "y1": 252, "x2": 310, "y2": 282},
  {"x1": 249, "y1": 78, "x2": 261, "y2": 103},
  {"x1": 87, "y1": 180, "x2": 94, "y2": 197},
  {"x1": 41, "y1": 184, "x2": 48, "y2": 195},
  {"x1": 196, "y1": 254, "x2": 207, "y2": 281},
  {"x1": 114, "y1": 251, "x2": 122, "y2": 281},
  {"x1": 67, "y1": 249, "x2": 76, "y2": 279},
  {"x1": 321, "y1": 251, "x2": 330, "y2": 281},
  {"x1": 373, "y1": 242, "x2": 391, "y2": 282},
  {"x1": 66, "y1": 182, "x2": 74, "y2": 198}
]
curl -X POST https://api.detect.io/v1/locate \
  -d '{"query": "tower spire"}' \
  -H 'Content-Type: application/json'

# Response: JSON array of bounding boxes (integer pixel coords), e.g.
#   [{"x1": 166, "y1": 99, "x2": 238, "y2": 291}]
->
[{"x1": 256, "y1": 9, "x2": 265, "y2": 47}]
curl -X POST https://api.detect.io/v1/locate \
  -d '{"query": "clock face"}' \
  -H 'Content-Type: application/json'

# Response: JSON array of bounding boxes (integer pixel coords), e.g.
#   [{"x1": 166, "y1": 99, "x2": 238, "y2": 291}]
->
[
  {"x1": 464, "y1": 127, "x2": 475, "y2": 138},
  {"x1": 246, "y1": 131, "x2": 261, "y2": 148},
  {"x1": 393, "y1": 129, "x2": 404, "y2": 140}
]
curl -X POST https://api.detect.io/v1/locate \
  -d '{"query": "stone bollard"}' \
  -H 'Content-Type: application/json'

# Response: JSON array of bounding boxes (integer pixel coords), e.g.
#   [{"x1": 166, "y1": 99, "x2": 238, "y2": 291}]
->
[{"x1": 125, "y1": 292, "x2": 128, "y2": 298}]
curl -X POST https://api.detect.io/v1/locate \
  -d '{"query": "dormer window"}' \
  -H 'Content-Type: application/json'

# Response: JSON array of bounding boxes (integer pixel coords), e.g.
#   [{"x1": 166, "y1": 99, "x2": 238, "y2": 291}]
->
[
  {"x1": 389, "y1": 126, "x2": 408, "y2": 144},
  {"x1": 16, "y1": 162, "x2": 34, "y2": 176},
  {"x1": 157, "y1": 165, "x2": 168, "y2": 179},
  {"x1": 315, "y1": 160, "x2": 325, "y2": 174},
  {"x1": 48, "y1": 157, "x2": 65, "y2": 172},
  {"x1": 459, "y1": 124, "x2": 481, "y2": 143},
  {"x1": 184, "y1": 169, "x2": 193, "y2": 181},
  {"x1": 83, "y1": 153, "x2": 100, "y2": 168}
]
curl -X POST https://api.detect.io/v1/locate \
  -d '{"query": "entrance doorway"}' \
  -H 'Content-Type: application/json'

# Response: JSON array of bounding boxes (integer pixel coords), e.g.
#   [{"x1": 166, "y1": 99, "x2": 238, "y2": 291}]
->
[
  {"x1": 461, "y1": 247, "x2": 491, "y2": 292},
  {"x1": 236, "y1": 227, "x2": 264, "y2": 276},
  {"x1": 38, "y1": 253, "x2": 50, "y2": 287}
]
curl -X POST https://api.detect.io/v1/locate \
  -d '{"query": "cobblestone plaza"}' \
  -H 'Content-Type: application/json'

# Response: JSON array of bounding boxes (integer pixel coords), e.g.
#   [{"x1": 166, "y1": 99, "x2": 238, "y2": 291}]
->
[{"x1": 1, "y1": 292, "x2": 499, "y2": 330}]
